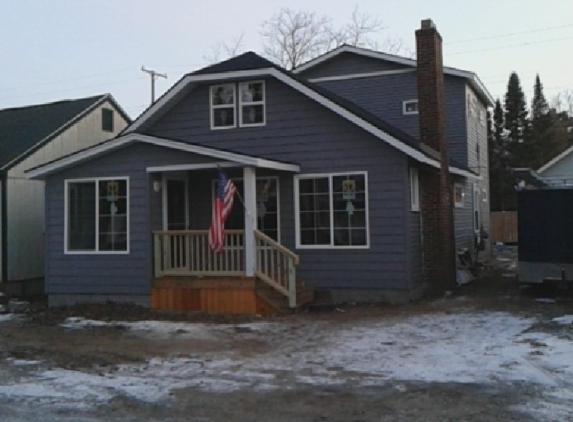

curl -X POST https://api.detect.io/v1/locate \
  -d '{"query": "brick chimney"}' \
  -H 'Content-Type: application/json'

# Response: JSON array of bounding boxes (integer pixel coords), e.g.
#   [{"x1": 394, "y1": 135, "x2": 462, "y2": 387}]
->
[{"x1": 415, "y1": 19, "x2": 456, "y2": 292}]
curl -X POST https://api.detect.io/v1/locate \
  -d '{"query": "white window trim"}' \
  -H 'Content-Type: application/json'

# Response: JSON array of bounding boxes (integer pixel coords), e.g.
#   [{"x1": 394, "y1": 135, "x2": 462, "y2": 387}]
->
[
  {"x1": 210, "y1": 84, "x2": 237, "y2": 130},
  {"x1": 64, "y1": 177, "x2": 130, "y2": 255},
  {"x1": 294, "y1": 171, "x2": 370, "y2": 250},
  {"x1": 239, "y1": 80, "x2": 266, "y2": 128},
  {"x1": 482, "y1": 187, "x2": 488, "y2": 202},
  {"x1": 454, "y1": 184, "x2": 465, "y2": 208},
  {"x1": 211, "y1": 175, "x2": 280, "y2": 243},
  {"x1": 403, "y1": 99, "x2": 418, "y2": 115},
  {"x1": 409, "y1": 167, "x2": 420, "y2": 212}
]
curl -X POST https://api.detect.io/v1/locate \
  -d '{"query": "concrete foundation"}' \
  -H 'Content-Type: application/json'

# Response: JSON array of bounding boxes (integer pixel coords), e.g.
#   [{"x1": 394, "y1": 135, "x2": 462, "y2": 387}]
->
[{"x1": 328, "y1": 284, "x2": 428, "y2": 305}]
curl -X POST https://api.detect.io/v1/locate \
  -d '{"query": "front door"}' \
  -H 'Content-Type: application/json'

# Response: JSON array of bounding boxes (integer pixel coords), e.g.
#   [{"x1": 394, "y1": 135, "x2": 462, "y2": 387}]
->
[{"x1": 163, "y1": 173, "x2": 188, "y2": 270}]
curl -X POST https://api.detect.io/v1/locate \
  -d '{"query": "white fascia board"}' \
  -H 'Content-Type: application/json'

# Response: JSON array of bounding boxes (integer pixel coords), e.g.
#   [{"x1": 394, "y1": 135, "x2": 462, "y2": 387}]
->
[
  {"x1": 450, "y1": 166, "x2": 482, "y2": 180},
  {"x1": 309, "y1": 68, "x2": 416, "y2": 83},
  {"x1": 267, "y1": 69, "x2": 438, "y2": 169},
  {"x1": 538, "y1": 144, "x2": 573, "y2": 174},
  {"x1": 294, "y1": 45, "x2": 495, "y2": 107},
  {"x1": 147, "y1": 162, "x2": 237, "y2": 172},
  {"x1": 124, "y1": 69, "x2": 274, "y2": 134},
  {"x1": 27, "y1": 133, "x2": 300, "y2": 179}
]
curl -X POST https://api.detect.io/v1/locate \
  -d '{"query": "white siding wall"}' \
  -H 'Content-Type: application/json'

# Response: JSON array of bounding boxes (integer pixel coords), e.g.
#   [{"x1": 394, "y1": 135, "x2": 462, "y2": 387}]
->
[{"x1": 5, "y1": 101, "x2": 129, "y2": 281}]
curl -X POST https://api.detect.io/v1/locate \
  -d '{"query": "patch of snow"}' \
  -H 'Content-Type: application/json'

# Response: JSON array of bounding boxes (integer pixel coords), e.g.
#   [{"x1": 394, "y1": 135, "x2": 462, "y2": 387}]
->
[
  {"x1": 2, "y1": 310, "x2": 572, "y2": 418},
  {"x1": 0, "y1": 314, "x2": 15, "y2": 322},
  {"x1": 552, "y1": 315, "x2": 573, "y2": 325},
  {"x1": 7, "y1": 358, "x2": 41, "y2": 366}
]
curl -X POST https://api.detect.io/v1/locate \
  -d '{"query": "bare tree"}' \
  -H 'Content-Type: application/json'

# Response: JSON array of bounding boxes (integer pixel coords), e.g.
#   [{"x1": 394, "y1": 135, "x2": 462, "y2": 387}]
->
[
  {"x1": 261, "y1": 7, "x2": 403, "y2": 69},
  {"x1": 203, "y1": 32, "x2": 245, "y2": 65},
  {"x1": 551, "y1": 89, "x2": 573, "y2": 117}
]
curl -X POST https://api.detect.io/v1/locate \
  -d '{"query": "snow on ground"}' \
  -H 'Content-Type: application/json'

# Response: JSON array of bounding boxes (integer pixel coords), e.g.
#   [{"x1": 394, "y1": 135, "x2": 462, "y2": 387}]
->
[
  {"x1": 2, "y1": 311, "x2": 573, "y2": 419},
  {"x1": 553, "y1": 315, "x2": 573, "y2": 325},
  {"x1": 0, "y1": 314, "x2": 15, "y2": 322}
]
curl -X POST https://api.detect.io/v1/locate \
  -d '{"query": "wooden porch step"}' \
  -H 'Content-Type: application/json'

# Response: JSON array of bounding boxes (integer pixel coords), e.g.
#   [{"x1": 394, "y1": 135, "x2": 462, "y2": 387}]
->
[{"x1": 254, "y1": 279, "x2": 315, "y2": 315}]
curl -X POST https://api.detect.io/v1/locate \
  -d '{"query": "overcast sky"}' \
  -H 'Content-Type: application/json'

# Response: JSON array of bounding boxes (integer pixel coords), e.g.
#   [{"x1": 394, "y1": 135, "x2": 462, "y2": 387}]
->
[{"x1": 1, "y1": 0, "x2": 572, "y2": 118}]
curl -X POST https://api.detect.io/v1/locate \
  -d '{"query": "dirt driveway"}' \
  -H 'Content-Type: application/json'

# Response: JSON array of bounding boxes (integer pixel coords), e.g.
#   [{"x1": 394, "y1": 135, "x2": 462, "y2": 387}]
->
[{"x1": 0, "y1": 272, "x2": 572, "y2": 422}]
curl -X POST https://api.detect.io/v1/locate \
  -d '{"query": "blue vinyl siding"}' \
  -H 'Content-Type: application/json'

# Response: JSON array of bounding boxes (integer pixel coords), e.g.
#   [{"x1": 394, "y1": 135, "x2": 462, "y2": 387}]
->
[
  {"x1": 315, "y1": 73, "x2": 469, "y2": 166},
  {"x1": 299, "y1": 52, "x2": 407, "y2": 79},
  {"x1": 44, "y1": 144, "x2": 215, "y2": 296},
  {"x1": 146, "y1": 78, "x2": 412, "y2": 290}
]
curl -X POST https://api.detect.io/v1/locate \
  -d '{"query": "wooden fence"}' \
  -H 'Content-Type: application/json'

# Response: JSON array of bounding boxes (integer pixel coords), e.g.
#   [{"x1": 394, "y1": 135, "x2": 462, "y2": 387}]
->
[{"x1": 490, "y1": 211, "x2": 518, "y2": 243}]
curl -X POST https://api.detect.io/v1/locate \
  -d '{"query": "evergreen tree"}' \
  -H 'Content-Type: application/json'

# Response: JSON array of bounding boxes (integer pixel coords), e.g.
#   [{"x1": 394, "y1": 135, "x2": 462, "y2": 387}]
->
[
  {"x1": 489, "y1": 99, "x2": 515, "y2": 210},
  {"x1": 504, "y1": 72, "x2": 529, "y2": 168},
  {"x1": 529, "y1": 74, "x2": 556, "y2": 168}
]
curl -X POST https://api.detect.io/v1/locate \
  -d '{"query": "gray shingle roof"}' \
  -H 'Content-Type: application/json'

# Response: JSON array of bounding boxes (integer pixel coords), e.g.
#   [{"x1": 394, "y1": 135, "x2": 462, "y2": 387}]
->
[{"x1": 0, "y1": 94, "x2": 106, "y2": 169}]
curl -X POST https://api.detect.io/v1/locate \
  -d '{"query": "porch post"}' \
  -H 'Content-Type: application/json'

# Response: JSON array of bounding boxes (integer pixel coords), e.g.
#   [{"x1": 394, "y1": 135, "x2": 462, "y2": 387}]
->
[{"x1": 243, "y1": 167, "x2": 257, "y2": 276}]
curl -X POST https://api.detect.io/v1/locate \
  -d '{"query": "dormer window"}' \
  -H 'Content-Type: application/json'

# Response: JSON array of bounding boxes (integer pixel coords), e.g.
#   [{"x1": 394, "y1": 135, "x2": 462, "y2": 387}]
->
[
  {"x1": 211, "y1": 84, "x2": 236, "y2": 129},
  {"x1": 210, "y1": 81, "x2": 266, "y2": 129},
  {"x1": 239, "y1": 81, "x2": 265, "y2": 126}
]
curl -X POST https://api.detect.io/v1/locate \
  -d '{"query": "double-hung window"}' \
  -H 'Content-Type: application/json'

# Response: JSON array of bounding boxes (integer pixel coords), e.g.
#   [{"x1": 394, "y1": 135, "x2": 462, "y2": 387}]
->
[
  {"x1": 210, "y1": 84, "x2": 236, "y2": 129},
  {"x1": 296, "y1": 172, "x2": 369, "y2": 248},
  {"x1": 239, "y1": 81, "x2": 265, "y2": 126},
  {"x1": 66, "y1": 178, "x2": 129, "y2": 253},
  {"x1": 210, "y1": 81, "x2": 265, "y2": 129}
]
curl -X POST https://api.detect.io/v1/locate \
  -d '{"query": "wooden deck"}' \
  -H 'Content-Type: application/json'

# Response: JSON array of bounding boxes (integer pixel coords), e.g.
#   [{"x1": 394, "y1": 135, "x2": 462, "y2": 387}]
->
[{"x1": 150, "y1": 276, "x2": 313, "y2": 316}]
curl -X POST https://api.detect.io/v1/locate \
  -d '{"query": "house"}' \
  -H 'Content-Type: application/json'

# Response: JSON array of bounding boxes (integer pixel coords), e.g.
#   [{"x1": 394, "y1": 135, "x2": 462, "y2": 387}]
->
[
  {"x1": 26, "y1": 20, "x2": 493, "y2": 313},
  {"x1": 0, "y1": 94, "x2": 130, "y2": 289}
]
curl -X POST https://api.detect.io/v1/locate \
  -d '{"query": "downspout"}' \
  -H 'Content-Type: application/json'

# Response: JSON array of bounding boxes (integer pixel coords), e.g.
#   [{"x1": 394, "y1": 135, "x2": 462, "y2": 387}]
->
[{"x1": 1, "y1": 170, "x2": 7, "y2": 283}]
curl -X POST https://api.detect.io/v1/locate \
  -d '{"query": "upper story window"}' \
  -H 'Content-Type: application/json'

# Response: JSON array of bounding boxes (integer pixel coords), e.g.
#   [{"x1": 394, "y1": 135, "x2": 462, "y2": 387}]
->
[
  {"x1": 210, "y1": 81, "x2": 266, "y2": 129},
  {"x1": 403, "y1": 99, "x2": 418, "y2": 115},
  {"x1": 102, "y1": 108, "x2": 114, "y2": 132},
  {"x1": 239, "y1": 81, "x2": 265, "y2": 126},
  {"x1": 211, "y1": 84, "x2": 236, "y2": 129}
]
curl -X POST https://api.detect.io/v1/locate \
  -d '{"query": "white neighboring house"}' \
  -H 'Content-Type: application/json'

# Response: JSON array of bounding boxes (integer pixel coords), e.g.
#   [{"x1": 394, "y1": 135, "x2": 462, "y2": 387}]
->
[
  {"x1": 0, "y1": 94, "x2": 130, "y2": 284},
  {"x1": 536, "y1": 144, "x2": 573, "y2": 186}
]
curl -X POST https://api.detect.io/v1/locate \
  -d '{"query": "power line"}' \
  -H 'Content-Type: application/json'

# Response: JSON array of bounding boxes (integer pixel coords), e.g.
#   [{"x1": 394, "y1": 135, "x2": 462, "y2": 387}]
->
[
  {"x1": 447, "y1": 23, "x2": 573, "y2": 45},
  {"x1": 449, "y1": 36, "x2": 573, "y2": 56}
]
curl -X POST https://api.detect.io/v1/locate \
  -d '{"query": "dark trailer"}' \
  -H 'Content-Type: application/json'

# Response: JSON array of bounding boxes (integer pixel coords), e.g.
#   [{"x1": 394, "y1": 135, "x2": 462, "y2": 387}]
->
[{"x1": 518, "y1": 188, "x2": 573, "y2": 285}]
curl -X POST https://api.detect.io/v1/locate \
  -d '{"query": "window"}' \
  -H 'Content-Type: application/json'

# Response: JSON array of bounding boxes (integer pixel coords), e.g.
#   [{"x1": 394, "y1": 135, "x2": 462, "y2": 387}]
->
[
  {"x1": 454, "y1": 184, "x2": 464, "y2": 208},
  {"x1": 66, "y1": 178, "x2": 129, "y2": 253},
  {"x1": 403, "y1": 99, "x2": 418, "y2": 115},
  {"x1": 239, "y1": 81, "x2": 265, "y2": 126},
  {"x1": 102, "y1": 108, "x2": 114, "y2": 132},
  {"x1": 482, "y1": 188, "x2": 488, "y2": 203},
  {"x1": 409, "y1": 167, "x2": 420, "y2": 211},
  {"x1": 210, "y1": 84, "x2": 236, "y2": 129},
  {"x1": 296, "y1": 172, "x2": 368, "y2": 248},
  {"x1": 210, "y1": 81, "x2": 266, "y2": 129}
]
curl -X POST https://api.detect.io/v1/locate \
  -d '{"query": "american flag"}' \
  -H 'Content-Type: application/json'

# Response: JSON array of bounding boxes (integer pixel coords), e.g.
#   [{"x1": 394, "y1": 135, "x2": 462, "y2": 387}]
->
[{"x1": 208, "y1": 170, "x2": 237, "y2": 253}]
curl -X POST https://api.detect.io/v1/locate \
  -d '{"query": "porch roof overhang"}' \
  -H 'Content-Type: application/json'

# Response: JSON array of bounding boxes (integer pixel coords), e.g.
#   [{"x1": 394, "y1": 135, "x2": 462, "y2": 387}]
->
[{"x1": 25, "y1": 133, "x2": 300, "y2": 179}]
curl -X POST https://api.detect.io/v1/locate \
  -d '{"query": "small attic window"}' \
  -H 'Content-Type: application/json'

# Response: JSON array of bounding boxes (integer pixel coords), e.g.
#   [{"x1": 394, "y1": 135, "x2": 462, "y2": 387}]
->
[
  {"x1": 102, "y1": 108, "x2": 114, "y2": 132},
  {"x1": 403, "y1": 100, "x2": 418, "y2": 115}
]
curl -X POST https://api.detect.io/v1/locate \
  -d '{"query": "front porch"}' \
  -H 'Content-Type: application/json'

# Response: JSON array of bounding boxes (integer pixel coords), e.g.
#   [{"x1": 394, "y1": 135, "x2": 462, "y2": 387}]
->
[{"x1": 151, "y1": 228, "x2": 312, "y2": 315}]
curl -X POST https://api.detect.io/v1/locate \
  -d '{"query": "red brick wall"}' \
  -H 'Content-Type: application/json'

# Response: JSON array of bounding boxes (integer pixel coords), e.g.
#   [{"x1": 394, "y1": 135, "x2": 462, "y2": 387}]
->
[{"x1": 416, "y1": 20, "x2": 456, "y2": 292}]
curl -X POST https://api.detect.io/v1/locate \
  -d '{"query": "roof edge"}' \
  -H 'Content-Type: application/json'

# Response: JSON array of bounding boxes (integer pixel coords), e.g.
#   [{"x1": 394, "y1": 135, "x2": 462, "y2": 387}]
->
[{"x1": 1, "y1": 94, "x2": 131, "y2": 171}]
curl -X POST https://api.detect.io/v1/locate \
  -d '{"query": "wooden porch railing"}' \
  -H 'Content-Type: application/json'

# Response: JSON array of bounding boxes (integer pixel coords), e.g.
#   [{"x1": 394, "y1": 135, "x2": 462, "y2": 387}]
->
[
  {"x1": 254, "y1": 230, "x2": 299, "y2": 308},
  {"x1": 153, "y1": 229, "x2": 300, "y2": 308},
  {"x1": 153, "y1": 230, "x2": 245, "y2": 277}
]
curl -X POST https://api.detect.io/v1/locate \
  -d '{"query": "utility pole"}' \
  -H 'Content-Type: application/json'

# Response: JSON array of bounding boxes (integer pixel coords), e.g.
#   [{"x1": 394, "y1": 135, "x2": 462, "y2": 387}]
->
[{"x1": 141, "y1": 66, "x2": 167, "y2": 104}]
